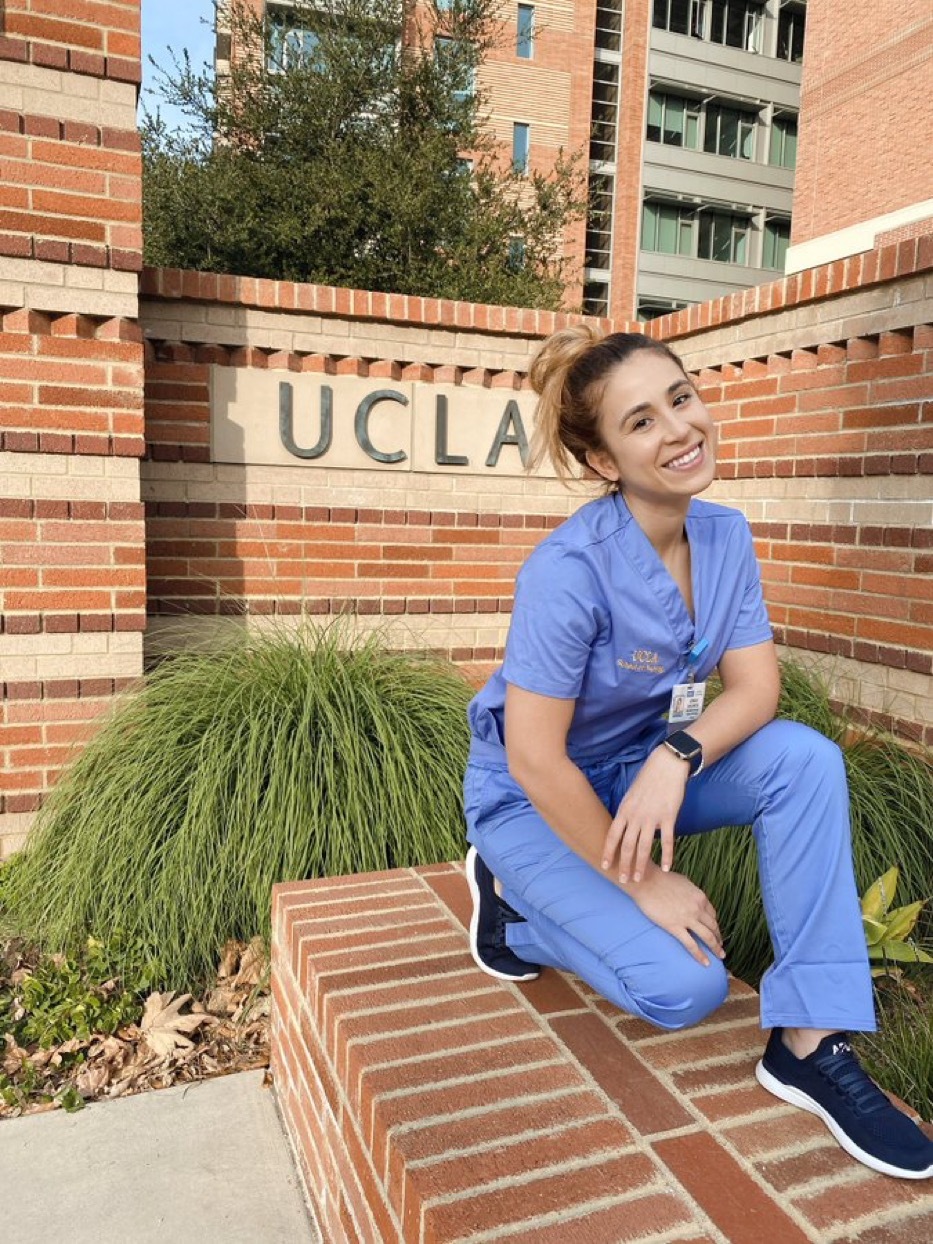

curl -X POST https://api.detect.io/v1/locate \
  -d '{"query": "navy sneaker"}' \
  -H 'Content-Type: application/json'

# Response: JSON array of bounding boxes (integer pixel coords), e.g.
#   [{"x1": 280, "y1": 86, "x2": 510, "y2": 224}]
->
[
  {"x1": 465, "y1": 846, "x2": 540, "y2": 982},
  {"x1": 756, "y1": 1028, "x2": 933, "y2": 1180}
]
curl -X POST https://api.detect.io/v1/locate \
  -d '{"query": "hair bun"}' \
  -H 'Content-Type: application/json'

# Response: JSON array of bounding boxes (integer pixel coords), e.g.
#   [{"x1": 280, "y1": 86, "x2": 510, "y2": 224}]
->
[{"x1": 528, "y1": 324, "x2": 601, "y2": 398}]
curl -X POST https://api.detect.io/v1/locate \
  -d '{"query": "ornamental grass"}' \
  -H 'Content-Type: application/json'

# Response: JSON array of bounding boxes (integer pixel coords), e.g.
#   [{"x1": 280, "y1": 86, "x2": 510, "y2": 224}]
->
[{"x1": 1, "y1": 623, "x2": 473, "y2": 990}]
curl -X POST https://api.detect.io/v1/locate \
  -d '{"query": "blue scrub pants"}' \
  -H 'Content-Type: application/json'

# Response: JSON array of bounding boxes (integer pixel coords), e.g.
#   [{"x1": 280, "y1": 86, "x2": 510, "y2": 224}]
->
[{"x1": 464, "y1": 720, "x2": 876, "y2": 1034}]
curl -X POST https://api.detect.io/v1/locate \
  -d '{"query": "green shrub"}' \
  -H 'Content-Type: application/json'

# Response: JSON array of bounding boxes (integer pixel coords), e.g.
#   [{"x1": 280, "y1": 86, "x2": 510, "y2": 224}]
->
[
  {"x1": 854, "y1": 975, "x2": 933, "y2": 1123},
  {"x1": 1, "y1": 624, "x2": 473, "y2": 990},
  {"x1": 675, "y1": 660, "x2": 933, "y2": 986}
]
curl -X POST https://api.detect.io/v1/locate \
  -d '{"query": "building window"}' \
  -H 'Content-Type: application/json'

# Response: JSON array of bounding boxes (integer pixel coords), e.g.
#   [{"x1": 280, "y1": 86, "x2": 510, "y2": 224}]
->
[
  {"x1": 654, "y1": 0, "x2": 763, "y2": 52},
  {"x1": 585, "y1": 172, "x2": 615, "y2": 270},
  {"x1": 705, "y1": 0, "x2": 762, "y2": 52},
  {"x1": 512, "y1": 122, "x2": 530, "y2": 173},
  {"x1": 508, "y1": 236, "x2": 526, "y2": 270},
  {"x1": 777, "y1": 2, "x2": 806, "y2": 62},
  {"x1": 704, "y1": 102, "x2": 756, "y2": 160},
  {"x1": 583, "y1": 280, "x2": 610, "y2": 316},
  {"x1": 641, "y1": 200, "x2": 696, "y2": 256},
  {"x1": 697, "y1": 209, "x2": 749, "y2": 263},
  {"x1": 590, "y1": 61, "x2": 621, "y2": 163},
  {"x1": 646, "y1": 91, "x2": 700, "y2": 150},
  {"x1": 435, "y1": 37, "x2": 474, "y2": 105},
  {"x1": 763, "y1": 217, "x2": 791, "y2": 269},
  {"x1": 653, "y1": 0, "x2": 692, "y2": 36},
  {"x1": 267, "y1": 4, "x2": 320, "y2": 73},
  {"x1": 595, "y1": 0, "x2": 624, "y2": 53},
  {"x1": 517, "y1": 5, "x2": 534, "y2": 59},
  {"x1": 637, "y1": 298, "x2": 689, "y2": 321},
  {"x1": 769, "y1": 113, "x2": 797, "y2": 168}
]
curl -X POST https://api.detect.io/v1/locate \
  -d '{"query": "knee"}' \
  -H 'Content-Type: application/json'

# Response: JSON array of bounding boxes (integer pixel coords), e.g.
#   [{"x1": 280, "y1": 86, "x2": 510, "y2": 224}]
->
[
  {"x1": 624, "y1": 952, "x2": 729, "y2": 1031},
  {"x1": 761, "y1": 719, "x2": 844, "y2": 780}
]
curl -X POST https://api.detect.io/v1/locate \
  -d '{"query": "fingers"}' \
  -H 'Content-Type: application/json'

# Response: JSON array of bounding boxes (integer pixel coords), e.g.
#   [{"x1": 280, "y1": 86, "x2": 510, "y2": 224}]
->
[
  {"x1": 658, "y1": 824, "x2": 675, "y2": 874},
  {"x1": 676, "y1": 921, "x2": 724, "y2": 967},
  {"x1": 614, "y1": 820, "x2": 673, "y2": 884},
  {"x1": 676, "y1": 928, "x2": 710, "y2": 966}
]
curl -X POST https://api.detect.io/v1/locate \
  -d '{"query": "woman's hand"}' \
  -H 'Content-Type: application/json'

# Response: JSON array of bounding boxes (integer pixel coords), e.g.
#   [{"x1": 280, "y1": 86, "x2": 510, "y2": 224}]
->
[
  {"x1": 627, "y1": 868, "x2": 724, "y2": 966},
  {"x1": 602, "y1": 745, "x2": 689, "y2": 882}
]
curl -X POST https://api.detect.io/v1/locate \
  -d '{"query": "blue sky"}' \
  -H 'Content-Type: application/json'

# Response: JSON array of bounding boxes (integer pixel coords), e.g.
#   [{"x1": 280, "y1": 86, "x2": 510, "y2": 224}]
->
[{"x1": 140, "y1": 0, "x2": 216, "y2": 131}]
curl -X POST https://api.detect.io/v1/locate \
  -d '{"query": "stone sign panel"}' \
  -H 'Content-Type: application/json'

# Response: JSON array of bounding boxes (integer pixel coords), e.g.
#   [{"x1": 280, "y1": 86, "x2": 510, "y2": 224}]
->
[{"x1": 210, "y1": 367, "x2": 551, "y2": 476}]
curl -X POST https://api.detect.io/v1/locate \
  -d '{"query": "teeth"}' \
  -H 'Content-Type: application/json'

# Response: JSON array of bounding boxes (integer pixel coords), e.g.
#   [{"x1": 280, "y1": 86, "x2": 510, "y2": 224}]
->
[{"x1": 667, "y1": 444, "x2": 701, "y2": 469}]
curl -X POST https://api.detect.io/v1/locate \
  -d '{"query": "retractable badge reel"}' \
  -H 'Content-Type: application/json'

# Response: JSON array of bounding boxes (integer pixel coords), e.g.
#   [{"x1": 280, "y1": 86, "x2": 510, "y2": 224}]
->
[{"x1": 668, "y1": 637, "x2": 709, "y2": 724}]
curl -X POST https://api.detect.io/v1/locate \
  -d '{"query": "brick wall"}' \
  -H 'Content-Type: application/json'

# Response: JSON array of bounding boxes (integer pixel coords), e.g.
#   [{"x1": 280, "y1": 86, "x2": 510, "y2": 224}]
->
[
  {"x1": 791, "y1": 1, "x2": 933, "y2": 246},
  {"x1": 139, "y1": 268, "x2": 603, "y2": 687},
  {"x1": 138, "y1": 235, "x2": 932, "y2": 759},
  {"x1": 0, "y1": 0, "x2": 144, "y2": 855}
]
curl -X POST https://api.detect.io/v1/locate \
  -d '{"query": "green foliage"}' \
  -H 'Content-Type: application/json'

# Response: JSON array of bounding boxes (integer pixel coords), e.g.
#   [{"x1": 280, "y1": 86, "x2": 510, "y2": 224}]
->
[
  {"x1": 861, "y1": 866, "x2": 932, "y2": 976},
  {"x1": 675, "y1": 660, "x2": 933, "y2": 986},
  {"x1": 8, "y1": 943, "x2": 142, "y2": 1049},
  {"x1": 142, "y1": 0, "x2": 584, "y2": 308},
  {"x1": 854, "y1": 975, "x2": 933, "y2": 1124},
  {"x1": 1, "y1": 624, "x2": 473, "y2": 990},
  {"x1": 0, "y1": 937, "x2": 145, "y2": 1115}
]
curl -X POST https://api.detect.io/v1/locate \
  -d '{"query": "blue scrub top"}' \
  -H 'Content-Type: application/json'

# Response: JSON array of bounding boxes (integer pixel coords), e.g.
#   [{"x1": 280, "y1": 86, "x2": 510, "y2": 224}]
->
[{"x1": 467, "y1": 493, "x2": 773, "y2": 768}]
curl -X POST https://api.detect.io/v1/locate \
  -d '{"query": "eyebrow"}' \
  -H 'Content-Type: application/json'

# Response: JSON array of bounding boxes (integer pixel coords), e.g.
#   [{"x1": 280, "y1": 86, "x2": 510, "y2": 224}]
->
[{"x1": 619, "y1": 379, "x2": 691, "y2": 426}]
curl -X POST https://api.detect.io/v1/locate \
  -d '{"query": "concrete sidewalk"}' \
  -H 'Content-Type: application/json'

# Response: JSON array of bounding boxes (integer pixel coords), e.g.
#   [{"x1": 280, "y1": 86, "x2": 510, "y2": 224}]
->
[{"x1": 0, "y1": 1069, "x2": 318, "y2": 1243}]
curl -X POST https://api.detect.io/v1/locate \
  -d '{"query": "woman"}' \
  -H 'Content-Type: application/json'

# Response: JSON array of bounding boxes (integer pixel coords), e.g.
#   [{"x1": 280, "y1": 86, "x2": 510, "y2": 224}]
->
[{"x1": 463, "y1": 327, "x2": 932, "y2": 1181}]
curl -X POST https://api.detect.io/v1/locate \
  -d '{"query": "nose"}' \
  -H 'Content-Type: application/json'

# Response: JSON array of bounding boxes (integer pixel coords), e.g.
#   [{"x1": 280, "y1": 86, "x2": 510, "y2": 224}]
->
[{"x1": 659, "y1": 405, "x2": 691, "y2": 441}]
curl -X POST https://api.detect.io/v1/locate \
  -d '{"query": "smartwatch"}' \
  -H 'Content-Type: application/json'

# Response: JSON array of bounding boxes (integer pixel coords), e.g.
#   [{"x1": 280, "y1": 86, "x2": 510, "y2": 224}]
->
[{"x1": 664, "y1": 729, "x2": 704, "y2": 778}]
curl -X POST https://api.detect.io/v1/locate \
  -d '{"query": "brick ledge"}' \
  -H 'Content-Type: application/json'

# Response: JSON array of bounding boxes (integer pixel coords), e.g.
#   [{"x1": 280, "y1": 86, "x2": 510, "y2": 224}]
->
[{"x1": 270, "y1": 864, "x2": 933, "y2": 1244}]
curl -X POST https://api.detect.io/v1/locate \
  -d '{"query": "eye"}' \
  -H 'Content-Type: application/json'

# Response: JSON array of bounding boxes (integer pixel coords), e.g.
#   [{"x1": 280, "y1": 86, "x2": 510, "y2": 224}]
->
[
  {"x1": 672, "y1": 390, "x2": 692, "y2": 407},
  {"x1": 632, "y1": 415, "x2": 653, "y2": 431}
]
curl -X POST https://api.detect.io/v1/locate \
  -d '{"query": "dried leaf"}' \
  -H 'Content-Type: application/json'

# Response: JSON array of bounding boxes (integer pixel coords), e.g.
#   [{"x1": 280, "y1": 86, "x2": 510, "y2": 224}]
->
[
  {"x1": 141, "y1": 992, "x2": 213, "y2": 1058},
  {"x1": 75, "y1": 1064, "x2": 110, "y2": 1097},
  {"x1": 233, "y1": 937, "x2": 267, "y2": 988},
  {"x1": 217, "y1": 941, "x2": 242, "y2": 979},
  {"x1": 205, "y1": 986, "x2": 236, "y2": 1016}
]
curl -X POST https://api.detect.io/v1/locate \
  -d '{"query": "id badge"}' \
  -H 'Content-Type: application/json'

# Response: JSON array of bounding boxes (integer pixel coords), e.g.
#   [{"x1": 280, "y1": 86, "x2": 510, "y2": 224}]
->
[{"x1": 668, "y1": 681, "x2": 706, "y2": 724}]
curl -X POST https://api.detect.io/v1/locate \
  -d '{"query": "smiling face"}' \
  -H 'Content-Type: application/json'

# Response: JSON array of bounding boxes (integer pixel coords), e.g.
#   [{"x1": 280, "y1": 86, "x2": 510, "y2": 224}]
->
[{"x1": 584, "y1": 350, "x2": 717, "y2": 516}]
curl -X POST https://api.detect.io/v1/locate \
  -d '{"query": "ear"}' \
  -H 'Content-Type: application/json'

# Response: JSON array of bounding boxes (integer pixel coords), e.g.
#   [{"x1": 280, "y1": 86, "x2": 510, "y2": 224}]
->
[{"x1": 584, "y1": 448, "x2": 620, "y2": 485}]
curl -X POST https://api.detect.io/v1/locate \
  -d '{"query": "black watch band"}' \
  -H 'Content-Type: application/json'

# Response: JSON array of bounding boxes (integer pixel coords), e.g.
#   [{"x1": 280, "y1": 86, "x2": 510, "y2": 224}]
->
[{"x1": 664, "y1": 729, "x2": 704, "y2": 777}]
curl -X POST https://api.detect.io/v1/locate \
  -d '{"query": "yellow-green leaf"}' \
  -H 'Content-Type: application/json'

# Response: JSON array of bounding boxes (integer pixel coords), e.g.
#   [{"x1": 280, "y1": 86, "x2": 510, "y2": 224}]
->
[
  {"x1": 861, "y1": 866, "x2": 899, "y2": 920},
  {"x1": 862, "y1": 916, "x2": 887, "y2": 946},
  {"x1": 884, "y1": 900, "x2": 925, "y2": 942},
  {"x1": 869, "y1": 940, "x2": 933, "y2": 964}
]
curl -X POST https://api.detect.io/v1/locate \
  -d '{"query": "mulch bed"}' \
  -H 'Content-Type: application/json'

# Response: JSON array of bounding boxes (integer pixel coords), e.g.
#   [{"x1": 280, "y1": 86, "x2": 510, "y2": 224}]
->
[{"x1": 1, "y1": 937, "x2": 270, "y2": 1119}]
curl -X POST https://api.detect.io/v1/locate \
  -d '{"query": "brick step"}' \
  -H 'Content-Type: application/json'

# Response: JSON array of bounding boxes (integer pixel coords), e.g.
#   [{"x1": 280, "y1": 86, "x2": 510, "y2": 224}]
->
[{"x1": 270, "y1": 864, "x2": 933, "y2": 1244}]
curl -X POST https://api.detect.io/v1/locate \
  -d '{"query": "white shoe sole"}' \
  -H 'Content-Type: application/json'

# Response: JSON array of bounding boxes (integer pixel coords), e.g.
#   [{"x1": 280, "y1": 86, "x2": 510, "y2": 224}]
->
[
  {"x1": 755, "y1": 1060, "x2": 933, "y2": 1181},
  {"x1": 465, "y1": 847, "x2": 539, "y2": 982}
]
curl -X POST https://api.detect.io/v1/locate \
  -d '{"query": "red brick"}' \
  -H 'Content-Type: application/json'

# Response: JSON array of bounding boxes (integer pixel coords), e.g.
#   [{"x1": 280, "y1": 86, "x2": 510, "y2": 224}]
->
[
  {"x1": 794, "y1": 1167, "x2": 932, "y2": 1230},
  {"x1": 653, "y1": 1132, "x2": 812, "y2": 1243},
  {"x1": 421, "y1": 1149, "x2": 661, "y2": 1242},
  {"x1": 550, "y1": 1013, "x2": 693, "y2": 1134}
]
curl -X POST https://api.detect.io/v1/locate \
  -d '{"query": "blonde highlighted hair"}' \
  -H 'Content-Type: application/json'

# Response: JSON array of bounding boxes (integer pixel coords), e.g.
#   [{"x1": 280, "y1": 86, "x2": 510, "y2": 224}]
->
[{"x1": 528, "y1": 326, "x2": 689, "y2": 486}]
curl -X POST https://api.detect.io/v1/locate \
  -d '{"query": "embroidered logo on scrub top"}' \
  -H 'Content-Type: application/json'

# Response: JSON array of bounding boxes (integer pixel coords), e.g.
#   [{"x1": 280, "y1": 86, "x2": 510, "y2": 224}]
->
[{"x1": 617, "y1": 649, "x2": 666, "y2": 675}]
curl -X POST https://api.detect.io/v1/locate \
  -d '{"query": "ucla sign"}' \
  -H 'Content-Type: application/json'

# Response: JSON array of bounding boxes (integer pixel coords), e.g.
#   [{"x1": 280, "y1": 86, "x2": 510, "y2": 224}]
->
[{"x1": 211, "y1": 367, "x2": 547, "y2": 477}]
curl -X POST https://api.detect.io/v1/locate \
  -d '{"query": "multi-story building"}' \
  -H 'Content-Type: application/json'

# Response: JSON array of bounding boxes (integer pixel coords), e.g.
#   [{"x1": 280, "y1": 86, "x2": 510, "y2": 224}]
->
[
  {"x1": 785, "y1": 0, "x2": 932, "y2": 273},
  {"x1": 217, "y1": 0, "x2": 807, "y2": 319}
]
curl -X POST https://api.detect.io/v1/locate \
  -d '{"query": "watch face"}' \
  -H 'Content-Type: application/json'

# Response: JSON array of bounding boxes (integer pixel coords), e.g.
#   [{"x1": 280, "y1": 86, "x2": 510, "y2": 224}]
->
[{"x1": 669, "y1": 731, "x2": 701, "y2": 759}]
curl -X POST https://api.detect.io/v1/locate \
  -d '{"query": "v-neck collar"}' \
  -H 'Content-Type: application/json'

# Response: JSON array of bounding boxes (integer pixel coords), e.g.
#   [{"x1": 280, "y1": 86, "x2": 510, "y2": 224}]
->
[{"x1": 613, "y1": 492, "x2": 700, "y2": 658}]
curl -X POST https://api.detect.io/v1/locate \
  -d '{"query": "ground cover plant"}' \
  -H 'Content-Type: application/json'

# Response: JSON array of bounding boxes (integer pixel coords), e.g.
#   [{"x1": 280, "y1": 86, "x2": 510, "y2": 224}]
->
[
  {"x1": 0, "y1": 934, "x2": 269, "y2": 1118},
  {"x1": 1, "y1": 623, "x2": 473, "y2": 991}
]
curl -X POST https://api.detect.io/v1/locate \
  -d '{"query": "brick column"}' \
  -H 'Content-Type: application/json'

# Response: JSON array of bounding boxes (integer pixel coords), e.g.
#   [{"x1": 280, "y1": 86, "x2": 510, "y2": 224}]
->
[{"x1": 0, "y1": 0, "x2": 145, "y2": 856}]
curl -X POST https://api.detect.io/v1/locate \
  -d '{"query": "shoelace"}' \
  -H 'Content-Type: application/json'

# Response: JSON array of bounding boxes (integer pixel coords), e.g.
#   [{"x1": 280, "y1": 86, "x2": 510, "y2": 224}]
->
[{"x1": 815, "y1": 1048, "x2": 890, "y2": 1116}]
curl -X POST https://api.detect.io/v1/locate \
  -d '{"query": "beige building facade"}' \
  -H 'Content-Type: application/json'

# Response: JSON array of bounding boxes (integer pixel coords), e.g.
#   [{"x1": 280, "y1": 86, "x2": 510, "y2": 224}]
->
[{"x1": 220, "y1": 0, "x2": 808, "y2": 319}]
